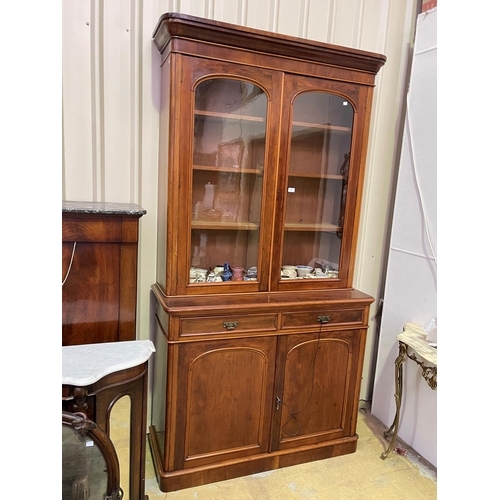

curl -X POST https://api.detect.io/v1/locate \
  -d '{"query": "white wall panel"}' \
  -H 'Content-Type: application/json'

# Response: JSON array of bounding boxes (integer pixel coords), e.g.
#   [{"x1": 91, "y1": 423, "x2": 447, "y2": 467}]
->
[
  {"x1": 245, "y1": 0, "x2": 278, "y2": 31},
  {"x1": 275, "y1": 0, "x2": 307, "y2": 37},
  {"x1": 62, "y1": 0, "x2": 95, "y2": 200},
  {"x1": 101, "y1": 0, "x2": 133, "y2": 202},
  {"x1": 359, "y1": 0, "x2": 390, "y2": 52},
  {"x1": 331, "y1": 0, "x2": 363, "y2": 47},
  {"x1": 213, "y1": 0, "x2": 245, "y2": 24},
  {"x1": 371, "y1": 8, "x2": 437, "y2": 466},
  {"x1": 62, "y1": 0, "x2": 420, "y2": 405},
  {"x1": 305, "y1": 0, "x2": 335, "y2": 42},
  {"x1": 176, "y1": 0, "x2": 206, "y2": 17}
]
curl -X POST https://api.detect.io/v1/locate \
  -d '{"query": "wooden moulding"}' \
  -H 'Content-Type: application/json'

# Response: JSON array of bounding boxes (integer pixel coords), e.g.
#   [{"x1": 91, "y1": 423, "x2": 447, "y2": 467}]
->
[
  {"x1": 148, "y1": 426, "x2": 358, "y2": 493},
  {"x1": 151, "y1": 282, "x2": 374, "y2": 314},
  {"x1": 152, "y1": 12, "x2": 386, "y2": 75}
]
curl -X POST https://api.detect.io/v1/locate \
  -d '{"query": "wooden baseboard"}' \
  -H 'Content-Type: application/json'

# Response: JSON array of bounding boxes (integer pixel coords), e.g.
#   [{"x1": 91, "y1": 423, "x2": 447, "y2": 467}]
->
[{"x1": 148, "y1": 425, "x2": 358, "y2": 493}]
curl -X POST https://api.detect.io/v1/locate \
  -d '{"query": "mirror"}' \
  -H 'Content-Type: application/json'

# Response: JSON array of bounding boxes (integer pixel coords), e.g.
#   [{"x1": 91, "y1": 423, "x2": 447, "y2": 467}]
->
[{"x1": 62, "y1": 411, "x2": 121, "y2": 500}]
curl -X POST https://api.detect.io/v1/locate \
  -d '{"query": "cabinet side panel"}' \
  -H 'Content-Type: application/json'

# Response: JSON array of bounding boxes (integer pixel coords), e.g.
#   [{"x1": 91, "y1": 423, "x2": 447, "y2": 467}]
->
[
  {"x1": 62, "y1": 242, "x2": 120, "y2": 345},
  {"x1": 342, "y1": 85, "x2": 374, "y2": 287},
  {"x1": 156, "y1": 54, "x2": 172, "y2": 294},
  {"x1": 151, "y1": 311, "x2": 168, "y2": 460}
]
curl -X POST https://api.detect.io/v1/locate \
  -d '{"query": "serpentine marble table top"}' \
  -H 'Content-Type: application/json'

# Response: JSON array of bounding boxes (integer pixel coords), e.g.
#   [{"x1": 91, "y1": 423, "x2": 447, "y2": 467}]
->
[{"x1": 62, "y1": 340, "x2": 155, "y2": 386}]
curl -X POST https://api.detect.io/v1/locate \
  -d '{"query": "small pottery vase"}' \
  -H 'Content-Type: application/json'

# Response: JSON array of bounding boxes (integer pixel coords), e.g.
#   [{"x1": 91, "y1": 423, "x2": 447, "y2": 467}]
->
[
  {"x1": 221, "y1": 262, "x2": 232, "y2": 282},
  {"x1": 231, "y1": 266, "x2": 244, "y2": 281}
]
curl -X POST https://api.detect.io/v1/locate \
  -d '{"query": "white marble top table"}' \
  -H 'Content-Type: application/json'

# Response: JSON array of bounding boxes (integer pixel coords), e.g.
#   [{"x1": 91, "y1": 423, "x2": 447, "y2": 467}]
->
[
  {"x1": 62, "y1": 340, "x2": 155, "y2": 386},
  {"x1": 398, "y1": 323, "x2": 437, "y2": 366}
]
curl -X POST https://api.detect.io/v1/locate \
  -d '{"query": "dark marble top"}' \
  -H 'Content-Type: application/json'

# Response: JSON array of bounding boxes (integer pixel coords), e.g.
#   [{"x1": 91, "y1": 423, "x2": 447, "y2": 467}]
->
[{"x1": 62, "y1": 201, "x2": 147, "y2": 216}]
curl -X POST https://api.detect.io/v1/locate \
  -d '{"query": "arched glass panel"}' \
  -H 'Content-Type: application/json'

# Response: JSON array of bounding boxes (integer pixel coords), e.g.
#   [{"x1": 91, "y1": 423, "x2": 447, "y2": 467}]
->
[
  {"x1": 281, "y1": 91, "x2": 353, "y2": 280},
  {"x1": 190, "y1": 78, "x2": 267, "y2": 284}
]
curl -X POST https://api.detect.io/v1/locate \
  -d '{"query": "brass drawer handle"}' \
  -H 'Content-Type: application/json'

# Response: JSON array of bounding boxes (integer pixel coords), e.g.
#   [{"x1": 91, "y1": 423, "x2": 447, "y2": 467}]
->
[
  {"x1": 317, "y1": 315, "x2": 331, "y2": 324},
  {"x1": 223, "y1": 321, "x2": 239, "y2": 331}
]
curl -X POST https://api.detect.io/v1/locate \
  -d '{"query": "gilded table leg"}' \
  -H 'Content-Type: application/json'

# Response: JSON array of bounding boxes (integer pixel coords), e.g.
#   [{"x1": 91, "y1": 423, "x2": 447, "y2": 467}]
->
[{"x1": 381, "y1": 342, "x2": 407, "y2": 460}]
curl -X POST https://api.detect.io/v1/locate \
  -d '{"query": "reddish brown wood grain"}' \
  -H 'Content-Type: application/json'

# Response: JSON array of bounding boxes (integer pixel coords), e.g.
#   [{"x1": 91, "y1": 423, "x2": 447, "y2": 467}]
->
[
  {"x1": 62, "y1": 212, "x2": 144, "y2": 346},
  {"x1": 149, "y1": 12, "x2": 383, "y2": 492}
]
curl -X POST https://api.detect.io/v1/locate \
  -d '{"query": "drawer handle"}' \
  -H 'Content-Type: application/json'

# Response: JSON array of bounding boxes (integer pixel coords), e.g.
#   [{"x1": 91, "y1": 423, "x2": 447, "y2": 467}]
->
[
  {"x1": 223, "y1": 321, "x2": 239, "y2": 330},
  {"x1": 317, "y1": 315, "x2": 331, "y2": 324}
]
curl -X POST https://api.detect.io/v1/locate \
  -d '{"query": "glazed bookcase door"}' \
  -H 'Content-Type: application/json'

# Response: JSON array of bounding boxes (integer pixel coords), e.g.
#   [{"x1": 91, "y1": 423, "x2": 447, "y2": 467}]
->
[
  {"x1": 175, "y1": 57, "x2": 281, "y2": 295},
  {"x1": 272, "y1": 75, "x2": 369, "y2": 291}
]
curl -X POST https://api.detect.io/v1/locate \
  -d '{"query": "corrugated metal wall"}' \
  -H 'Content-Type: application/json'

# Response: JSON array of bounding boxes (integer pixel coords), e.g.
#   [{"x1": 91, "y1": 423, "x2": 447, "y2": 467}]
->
[{"x1": 62, "y1": 0, "x2": 419, "y2": 398}]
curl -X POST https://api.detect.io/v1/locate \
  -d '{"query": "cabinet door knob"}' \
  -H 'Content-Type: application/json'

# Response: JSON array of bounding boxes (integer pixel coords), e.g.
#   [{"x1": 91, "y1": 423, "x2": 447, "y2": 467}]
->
[
  {"x1": 223, "y1": 321, "x2": 239, "y2": 330},
  {"x1": 317, "y1": 315, "x2": 331, "y2": 324}
]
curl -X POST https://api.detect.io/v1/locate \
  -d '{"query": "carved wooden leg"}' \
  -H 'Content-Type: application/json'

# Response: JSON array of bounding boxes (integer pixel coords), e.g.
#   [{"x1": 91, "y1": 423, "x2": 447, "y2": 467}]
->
[
  {"x1": 381, "y1": 342, "x2": 407, "y2": 459},
  {"x1": 71, "y1": 387, "x2": 89, "y2": 415}
]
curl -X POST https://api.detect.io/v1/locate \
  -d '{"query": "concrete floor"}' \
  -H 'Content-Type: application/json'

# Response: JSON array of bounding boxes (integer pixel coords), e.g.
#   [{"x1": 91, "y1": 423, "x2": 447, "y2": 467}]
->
[{"x1": 111, "y1": 399, "x2": 437, "y2": 499}]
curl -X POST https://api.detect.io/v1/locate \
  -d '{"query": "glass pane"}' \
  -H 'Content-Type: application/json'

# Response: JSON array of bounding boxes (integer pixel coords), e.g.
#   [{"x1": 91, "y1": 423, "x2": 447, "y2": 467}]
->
[
  {"x1": 190, "y1": 78, "x2": 267, "y2": 283},
  {"x1": 281, "y1": 91, "x2": 353, "y2": 280},
  {"x1": 62, "y1": 425, "x2": 109, "y2": 500}
]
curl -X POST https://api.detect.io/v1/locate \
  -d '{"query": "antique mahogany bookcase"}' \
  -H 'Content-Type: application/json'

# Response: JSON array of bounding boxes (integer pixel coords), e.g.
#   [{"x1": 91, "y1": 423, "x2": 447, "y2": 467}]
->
[{"x1": 149, "y1": 12, "x2": 386, "y2": 492}]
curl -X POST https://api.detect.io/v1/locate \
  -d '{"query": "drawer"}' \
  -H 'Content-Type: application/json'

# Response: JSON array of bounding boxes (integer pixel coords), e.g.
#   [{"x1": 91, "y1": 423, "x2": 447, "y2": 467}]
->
[
  {"x1": 179, "y1": 314, "x2": 278, "y2": 337},
  {"x1": 62, "y1": 218, "x2": 122, "y2": 242},
  {"x1": 281, "y1": 308, "x2": 365, "y2": 330}
]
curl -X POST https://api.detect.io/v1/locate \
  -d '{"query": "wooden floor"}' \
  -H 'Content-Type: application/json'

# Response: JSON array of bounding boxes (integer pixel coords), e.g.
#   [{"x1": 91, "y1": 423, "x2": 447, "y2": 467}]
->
[{"x1": 111, "y1": 399, "x2": 437, "y2": 500}]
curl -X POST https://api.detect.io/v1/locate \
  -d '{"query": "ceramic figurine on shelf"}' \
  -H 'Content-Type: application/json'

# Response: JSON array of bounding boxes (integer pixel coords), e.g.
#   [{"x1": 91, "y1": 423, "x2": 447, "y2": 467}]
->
[
  {"x1": 231, "y1": 266, "x2": 244, "y2": 281},
  {"x1": 307, "y1": 258, "x2": 338, "y2": 273},
  {"x1": 221, "y1": 262, "x2": 232, "y2": 281}
]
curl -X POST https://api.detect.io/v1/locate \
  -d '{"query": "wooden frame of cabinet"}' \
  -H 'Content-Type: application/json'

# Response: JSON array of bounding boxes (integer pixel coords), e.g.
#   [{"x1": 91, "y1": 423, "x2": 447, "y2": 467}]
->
[
  {"x1": 149, "y1": 288, "x2": 373, "y2": 492},
  {"x1": 149, "y1": 13, "x2": 384, "y2": 492}
]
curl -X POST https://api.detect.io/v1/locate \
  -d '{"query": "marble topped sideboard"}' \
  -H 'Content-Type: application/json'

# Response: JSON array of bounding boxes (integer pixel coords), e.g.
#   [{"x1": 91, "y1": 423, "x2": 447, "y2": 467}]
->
[
  {"x1": 62, "y1": 339, "x2": 155, "y2": 500},
  {"x1": 62, "y1": 201, "x2": 146, "y2": 346}
]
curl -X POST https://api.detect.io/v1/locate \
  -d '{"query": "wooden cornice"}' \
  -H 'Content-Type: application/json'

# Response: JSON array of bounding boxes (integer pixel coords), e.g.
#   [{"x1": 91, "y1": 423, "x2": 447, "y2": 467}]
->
[{"x1": 153, "y1": 12, "x2": 386, "y2": 75}]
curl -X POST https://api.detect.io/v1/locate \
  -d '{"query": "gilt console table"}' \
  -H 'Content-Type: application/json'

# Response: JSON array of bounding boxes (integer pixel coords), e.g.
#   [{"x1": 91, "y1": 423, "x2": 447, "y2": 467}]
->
[
  {"x1": 62, "y1": 339, "x2": 155, "y2": 500},
  {"x1": 380, "y1": 322, "x2": 437, "y2": 460}
]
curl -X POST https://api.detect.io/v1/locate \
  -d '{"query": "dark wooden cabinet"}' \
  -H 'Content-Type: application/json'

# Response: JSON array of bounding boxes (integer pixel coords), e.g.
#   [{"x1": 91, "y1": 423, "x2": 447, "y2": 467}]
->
[
  {"x1": 148, "y1": 13, "x2": 384, "y2": 492},
  {"x1": 62, "y1": 201, "x2": 146, "y2": 346}
]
